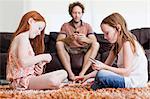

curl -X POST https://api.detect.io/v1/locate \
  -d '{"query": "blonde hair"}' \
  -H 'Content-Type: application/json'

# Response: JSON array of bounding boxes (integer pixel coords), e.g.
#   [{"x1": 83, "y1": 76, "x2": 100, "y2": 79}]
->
[{"x1": 100, "y1": 13, "x2": 137, "y2": 55}]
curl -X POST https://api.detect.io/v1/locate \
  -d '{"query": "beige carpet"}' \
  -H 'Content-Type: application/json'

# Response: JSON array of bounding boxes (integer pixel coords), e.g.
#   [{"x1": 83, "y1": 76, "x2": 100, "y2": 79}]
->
[{"x1": 0, "y1": 83, "x2": 150, "y2": 99}]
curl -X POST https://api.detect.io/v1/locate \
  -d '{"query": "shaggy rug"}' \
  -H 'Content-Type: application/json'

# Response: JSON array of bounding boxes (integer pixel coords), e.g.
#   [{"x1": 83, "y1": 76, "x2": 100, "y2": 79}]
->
[{"x1": 0, "y1": 84, "x2": 150, "y2": 99}]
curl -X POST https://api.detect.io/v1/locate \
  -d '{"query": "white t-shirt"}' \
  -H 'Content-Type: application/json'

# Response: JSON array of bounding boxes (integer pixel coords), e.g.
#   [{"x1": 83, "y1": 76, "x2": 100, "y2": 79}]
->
[{"x1": 117, "y1": 40, "x2": 148, "y2": 88}]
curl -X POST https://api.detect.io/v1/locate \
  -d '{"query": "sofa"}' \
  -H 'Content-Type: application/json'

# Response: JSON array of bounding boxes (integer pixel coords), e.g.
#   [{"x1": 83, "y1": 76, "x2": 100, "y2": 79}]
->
[{"x1": 0, "y1": 28, "x2": 150, "y2": 82}]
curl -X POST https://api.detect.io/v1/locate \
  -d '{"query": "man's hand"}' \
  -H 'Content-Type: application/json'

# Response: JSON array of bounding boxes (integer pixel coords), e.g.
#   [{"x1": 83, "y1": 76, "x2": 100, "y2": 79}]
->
[
  {"x1": 62, "y1": 33, "x2": 78, "y2": 45},
  {"x1": 77, "y1": 34, "x2": 88, "y2": 44}
]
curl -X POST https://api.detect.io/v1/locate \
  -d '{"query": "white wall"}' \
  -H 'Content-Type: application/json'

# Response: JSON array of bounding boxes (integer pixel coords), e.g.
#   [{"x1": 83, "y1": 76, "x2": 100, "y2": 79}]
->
[
  {"x1": 0, "y1": 0, "x2": 149, "y2": 34},
  {"x1": 0, "y1": 0, "x2": 25, "y2": 32},
  {"x1": 91, "y1": 0, "x2": 150, "y2": 33}
]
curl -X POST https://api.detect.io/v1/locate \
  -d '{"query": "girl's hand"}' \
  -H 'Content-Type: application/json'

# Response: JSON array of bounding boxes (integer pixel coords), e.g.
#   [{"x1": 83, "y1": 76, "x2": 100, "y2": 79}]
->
[
  {"x1": 34, "y1": 62, "x2": 46, "y2": 76},
  {"x1": 74, "y1": 76, "x2": 94, "y2": 86},
  {"x1": 92, "y1": 60, "x2": 105, "y2": 71},
  {"x1": 74, "y1": 76, "x2": 88, "y2": 84},
  {"x1": 74, "y1": 76, "x2": 85, "y2": 83}
]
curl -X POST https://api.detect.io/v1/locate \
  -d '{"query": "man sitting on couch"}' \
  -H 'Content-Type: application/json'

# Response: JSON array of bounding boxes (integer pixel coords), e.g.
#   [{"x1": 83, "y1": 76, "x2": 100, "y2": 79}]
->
[{"x1": 56, "y1": 1, "x2": 99, "y2": 81}]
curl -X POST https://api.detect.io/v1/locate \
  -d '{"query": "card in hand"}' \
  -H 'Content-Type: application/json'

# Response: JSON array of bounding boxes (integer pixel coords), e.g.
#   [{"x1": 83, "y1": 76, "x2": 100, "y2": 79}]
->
[{"x1": 89, "y1": 57, "x2": 97, "y2": 64}]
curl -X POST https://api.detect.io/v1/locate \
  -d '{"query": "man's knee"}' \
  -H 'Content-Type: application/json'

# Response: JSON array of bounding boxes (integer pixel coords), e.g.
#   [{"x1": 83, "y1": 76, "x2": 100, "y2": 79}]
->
[{"x1": 56, "y1": 41, "x2": 64, "y2": 48}]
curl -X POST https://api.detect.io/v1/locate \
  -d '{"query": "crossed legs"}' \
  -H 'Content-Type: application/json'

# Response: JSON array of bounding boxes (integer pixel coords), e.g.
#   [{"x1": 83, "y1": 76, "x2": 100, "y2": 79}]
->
[
  {"x1": 56, "y1": 41, "x2": 99, "y2": 80},
  {"x1": 91, "y1": 70, "x2": 125, "y2": 90},
  {"x1": 28, "y1": 69, "x2": 68, "y2": 90}
]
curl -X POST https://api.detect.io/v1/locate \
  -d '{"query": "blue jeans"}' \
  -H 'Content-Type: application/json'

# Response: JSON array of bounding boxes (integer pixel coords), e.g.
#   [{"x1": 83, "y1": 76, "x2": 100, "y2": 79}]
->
[{"x1": 91, "y1": 70, "x2": 125, "y2": 90}]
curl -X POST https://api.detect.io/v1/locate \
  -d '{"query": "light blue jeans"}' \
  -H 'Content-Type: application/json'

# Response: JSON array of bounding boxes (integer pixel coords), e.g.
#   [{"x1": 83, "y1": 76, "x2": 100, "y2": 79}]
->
[{"x1": 91, "y1": 70, "x2": 125, "y2": 90}]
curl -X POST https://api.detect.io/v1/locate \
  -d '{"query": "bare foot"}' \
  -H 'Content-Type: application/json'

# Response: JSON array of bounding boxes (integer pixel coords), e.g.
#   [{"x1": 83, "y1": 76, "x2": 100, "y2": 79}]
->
[
  {"x1": 68, "y1": 73, "x2": 75, "y2": 81},
  {"x1": 79, "y1": 72, "x2": 85, "y2": 77}
]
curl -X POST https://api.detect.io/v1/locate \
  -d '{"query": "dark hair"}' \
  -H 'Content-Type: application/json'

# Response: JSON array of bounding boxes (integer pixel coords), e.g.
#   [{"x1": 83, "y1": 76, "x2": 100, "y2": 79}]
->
[{"x1": 69, "y1": 1, "x2": 84, "y2": 17}]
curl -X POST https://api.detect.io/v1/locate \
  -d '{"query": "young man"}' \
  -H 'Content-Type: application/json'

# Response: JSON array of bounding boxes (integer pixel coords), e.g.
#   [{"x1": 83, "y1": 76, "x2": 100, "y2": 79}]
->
[{"x1": 56, "y1": 2, "x2": 99, "y2": 81}]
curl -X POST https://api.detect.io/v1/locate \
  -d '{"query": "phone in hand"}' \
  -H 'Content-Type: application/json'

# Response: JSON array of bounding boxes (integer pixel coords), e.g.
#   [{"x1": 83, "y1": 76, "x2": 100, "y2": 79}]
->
[{"x1": 89, "y1": 57, "x2": 97, "y2": 64}]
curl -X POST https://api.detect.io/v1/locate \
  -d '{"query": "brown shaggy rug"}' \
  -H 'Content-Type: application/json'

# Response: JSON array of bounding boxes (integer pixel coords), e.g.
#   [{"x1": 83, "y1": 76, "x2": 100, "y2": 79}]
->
[{"x1": 0, "y1": 83, "x2": 150, "y2": 99}]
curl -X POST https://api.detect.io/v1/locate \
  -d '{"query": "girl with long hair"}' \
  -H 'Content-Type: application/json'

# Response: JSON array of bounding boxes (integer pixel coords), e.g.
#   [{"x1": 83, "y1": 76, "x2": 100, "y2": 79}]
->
[
  {"x1": 76, "y1": 13, "x2": 148, "y2": 90},
  {"x1": 6, "y1": 11, "x2": 68, "y2": 90}
]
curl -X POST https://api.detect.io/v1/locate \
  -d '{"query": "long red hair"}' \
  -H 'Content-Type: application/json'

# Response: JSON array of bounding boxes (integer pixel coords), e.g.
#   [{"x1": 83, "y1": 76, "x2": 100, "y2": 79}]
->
[
  {"x1": 7, "y1": 11, "x2": 46, "y2": 81},
  {"x1": 12, "y1": 10, "x2": 46, "y2": 54}
]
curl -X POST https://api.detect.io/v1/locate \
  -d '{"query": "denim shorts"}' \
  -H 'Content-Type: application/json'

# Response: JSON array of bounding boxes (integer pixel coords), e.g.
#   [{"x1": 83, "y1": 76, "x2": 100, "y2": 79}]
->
[{"x1": 91, "y1": 70, "x2": 125, "y2": 90}]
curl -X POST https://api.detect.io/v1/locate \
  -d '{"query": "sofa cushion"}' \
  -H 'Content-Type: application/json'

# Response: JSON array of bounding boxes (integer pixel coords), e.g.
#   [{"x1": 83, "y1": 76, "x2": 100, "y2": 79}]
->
[
  {"x1": 0, "y1": 33, "x2": 12, "y2": 53},
  {"x1": 131, "y1": 28, "x2": 150, "y2": 49},
  {"x1": 45, "y1": 53, "x2": 92, "y2": 76},
  {"x1": 44, "y1": 34, "x2": 51, "y2": 53},
  {"x1": 48, "y1": 32, "x2": 59, "y2": 53},
  {"x1": 45, "y1": 53, "x2": 63, "y2": 73},
  {"x1": 95, "y1": 33, "x2": 112, "y2": 54},
  {"x1": 0, "y1": 53, "x2": 8, "y2": 79},
  {"x1": 140, "y1": 28, "x2": 150, "y2": 49},
  {"x1": 145, "y1": 49, "x2": 150, "y2": 80}
]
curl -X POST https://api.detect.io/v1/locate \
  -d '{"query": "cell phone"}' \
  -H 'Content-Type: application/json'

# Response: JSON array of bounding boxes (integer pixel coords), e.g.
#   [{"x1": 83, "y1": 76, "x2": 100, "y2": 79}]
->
[{"x1": 89, "y1": 57, "x2": 97, "y2": 64}]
